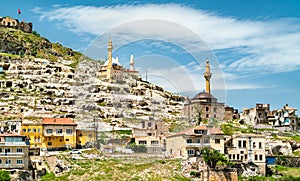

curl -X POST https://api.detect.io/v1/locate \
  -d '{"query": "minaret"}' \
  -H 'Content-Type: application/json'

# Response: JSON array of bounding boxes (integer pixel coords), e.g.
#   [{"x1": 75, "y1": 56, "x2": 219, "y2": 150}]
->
[
  {"x1": 130, "y1": 53, "x2": 135, "y2": 71},
  {"x1": 203, "y1": 58, "x2": 212, "y2": 94},
  {"x1": 107, "y1": 40, "x2": 113, "y2": 81}
]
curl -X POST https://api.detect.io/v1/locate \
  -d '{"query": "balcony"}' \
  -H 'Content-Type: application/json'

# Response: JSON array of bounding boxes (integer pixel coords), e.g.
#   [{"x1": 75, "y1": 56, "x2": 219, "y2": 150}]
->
[
  {"x1": 0, "y1": 153, "x2": 24, "y2": 157},
  {"x1": 186, "y1": 143, "x2": 210, "y2": 147},
  {"x1": 0, "y1": 164, "x2": 25, "y2": 169}
]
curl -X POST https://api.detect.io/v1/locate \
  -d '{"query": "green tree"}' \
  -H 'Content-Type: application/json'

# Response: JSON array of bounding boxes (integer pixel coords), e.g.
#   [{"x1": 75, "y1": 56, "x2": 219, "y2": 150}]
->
[
  {"x1": 0, "y1": 170, "x2": 10, "y2": 181},
  {"x1": 202, "y1": 147, "x2": 228, "y2": 168}
]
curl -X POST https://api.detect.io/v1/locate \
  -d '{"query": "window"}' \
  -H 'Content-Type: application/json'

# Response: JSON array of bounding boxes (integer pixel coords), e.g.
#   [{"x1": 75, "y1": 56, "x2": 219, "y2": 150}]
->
[
  {"x1": 66, "y1": 139, "x2": 69, "y2": 141},
  {"x1": 194, "y1": 130, "x2": 203, "y2": 134},
  {"x1": 38, "y1": 129, "x2": 41, "y2": 133},
  {"x1": 56, "y1": 129, "x2": 62, "y2": 134},
  {"x1": 88, "y1": 134, "x2": 92, "y2": 138},
  {"x1": 38, "y1": 137, "x2": 40, "y2": 142},
  {"x1": 138, "y1": 140, "x2": 147, "y2": 145},
  {"x1": 206, "y1": 114, "x2": 209, "y2": 118},
  {"x1": 238, "y1": 140, "x2": 242, "y2": 147},
  {"x1": 46, "y1": 129, "x2": 53, "y2": 133},
  {"x1": 5, "y1": 160, "x2": 11, "y2": 164},
  {"x1": 237, "y1": 154, "x2": 240, "y2": 160},
  {"x1": 0, "y1": 148, "x2": 2, "y2": 152},
  {"x1": 17, "y1": 148, "x2": 23, "y2": 153},
  {"x1": 259, "y1": 155, "x2": 263, "y2": 160},
  {"x1": 4, "y1": 148, "x2": 11, "y2": 153},
  {"x1": 229, "y1": 154, "x2": 231, "y2": 159},
  {"x1": 253, "y1": 142, "x2": 256, "y2": 148},
  {"x1": 204, "y1": 139, "x2": 209, "y2": 144},
  {"x1": 233, "y1": 154, "x2": 235, "y2": 160},
  {"x1": 245, "y1": 154, "x2": 247, "y2": 159},
  {"x1": 48, "y1": 142, "x2": 52, "y2": 146},
  {"x1": 17, "y1": 159, "x2": 23, "y2": 164},
  {"x1": 0, "y1": 159, "x2": 1, "y2": 164},
  {"x1": 60, "y1": 139, "x2": 63, "y2": 142},
  {"x1": 259, "y1": 142, "x2": 262, "y2": 149},
  {"x1": 33, "y1": 128, "x2": 36, "y2": 132},
  {"x1": 66, "y1": 129, "x2": 73, "y2": 134},
  {"x1": 187, "y1": 139, "x2": 192, "y2": 143},
  {"x1": 240, "y1": 151, "x2": 244, "y2": 154},
  {"x1": 255, "y1": 155, "x2": 258, "y2": 160},
  {"x1": 215, "y1": 139, "x2": 220, "y2": 144},
  {"x1": 28, "y1": 128, "x2": 31, "y2": 133},
  {"x1": 243, "y1": 140, "x2": 246, "y2": 148},
  {"x1": 195, "y1": 139, "x2": 201, "y2": 143},
  {"x1": 187, "y1": 149, "x2": 194, "y2": 155},
  {"x1": 22, "y1": 129, "x2": 26, "y2": 133},
  {"x1": 148, "y1": 122, "x2": 152, "y2": 127},
  {"x1": 151, "y1": 141, "x2": 159, "y2": 145},
  {"x1": 206, "y1": 107, "x2": 209, "y2": 112},
  {"x1": 147, "y1": 133, "x2": 152, "y2": 136}
]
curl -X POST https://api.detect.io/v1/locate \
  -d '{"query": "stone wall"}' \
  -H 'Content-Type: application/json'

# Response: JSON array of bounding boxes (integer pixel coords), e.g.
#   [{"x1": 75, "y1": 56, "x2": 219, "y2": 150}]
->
[{"x1": 0, "y1": 17, "x2": 32, "y2": 33}]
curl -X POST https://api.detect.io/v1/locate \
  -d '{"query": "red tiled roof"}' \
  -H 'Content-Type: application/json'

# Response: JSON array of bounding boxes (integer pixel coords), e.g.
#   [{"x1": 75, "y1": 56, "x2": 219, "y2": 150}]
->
[
  {"x1": 42, "y1": 118, "x2": 77, "y2": 125},
  {"x1": 209, "y1": 127, "x2": 224, "y2": 135},
  {"x1": 0, "y1": 133, "x2": 25, "y2": 137}
]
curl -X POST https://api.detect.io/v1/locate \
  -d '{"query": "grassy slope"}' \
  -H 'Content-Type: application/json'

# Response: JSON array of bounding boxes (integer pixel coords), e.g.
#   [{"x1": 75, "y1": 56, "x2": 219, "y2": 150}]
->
[
  {"x1": 40, "y1": 157, "x2": 189, "y2": 181},
  {"x1": 0, "y1": 27, "x2": 93, "y2": 67}
]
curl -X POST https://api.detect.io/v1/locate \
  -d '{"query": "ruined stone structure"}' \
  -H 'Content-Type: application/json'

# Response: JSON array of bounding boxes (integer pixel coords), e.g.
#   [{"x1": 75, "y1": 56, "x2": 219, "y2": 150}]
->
[
  {"x1": 240, "y1": 103, "x2": 271, "y2": 125},
  {"x1": 181, "y1": 59, "x2": 226, "y2": 121},
  {"x1": 0, "y1": 16, "x2": 32, "y2": 33},
  {"x1": 272, "y1": 104, "x2": 299, "y2": 131},
  {"x1": 98, "y1": 40, "x2": 139, "y2": 82}
]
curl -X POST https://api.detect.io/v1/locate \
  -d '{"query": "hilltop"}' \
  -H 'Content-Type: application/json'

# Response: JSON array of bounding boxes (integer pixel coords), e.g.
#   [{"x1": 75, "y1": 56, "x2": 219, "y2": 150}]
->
[{"x1": 0, "y1": 26, "x2": 186, "y2": 130}]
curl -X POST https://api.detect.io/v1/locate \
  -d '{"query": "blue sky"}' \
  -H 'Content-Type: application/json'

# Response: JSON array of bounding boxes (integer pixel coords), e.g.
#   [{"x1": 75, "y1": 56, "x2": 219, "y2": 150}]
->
[{"x1": 1, "y1": 0, "x2": 300, "y2": 111}]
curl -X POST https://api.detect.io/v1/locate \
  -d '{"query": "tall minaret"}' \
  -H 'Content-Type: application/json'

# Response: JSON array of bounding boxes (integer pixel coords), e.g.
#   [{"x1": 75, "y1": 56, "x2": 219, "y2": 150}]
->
[
  {"x1": 107, "y1": 40, "x2": 113, "y2": 81},
  {"x1": 203, "y1": 58, "x2": 212, "y2": 94},
  {"x1": 130, "y1": 53, "x2": 135, "y2": 71}
]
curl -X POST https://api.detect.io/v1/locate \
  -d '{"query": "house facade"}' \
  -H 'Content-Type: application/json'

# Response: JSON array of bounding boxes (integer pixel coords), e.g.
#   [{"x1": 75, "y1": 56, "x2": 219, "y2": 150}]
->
[
  {"x1": 42, "y1": 118, "x2": 77, "y2": 150},
  {"x1": 0, "y1": 133, "x2": 29, "y2": 170},
  {"x1": 166, "y1": 125, "x2": 224, "y2": 158},
  {"x1": 132, "y1": 120, "x2": 169, "y2": 154},
  {"x1": 21, "y1": 122, "x2": 43, "y2": 155},
  {"x1": 224, "y1": 133, "x2": 266, "y2": 176}
]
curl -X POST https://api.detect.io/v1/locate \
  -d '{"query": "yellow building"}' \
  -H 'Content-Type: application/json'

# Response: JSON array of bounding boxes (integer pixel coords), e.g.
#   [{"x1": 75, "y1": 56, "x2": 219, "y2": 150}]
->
[
  {"x1": 21, "y1": 122, "x2": 43, "y2": 155},
  {"x1": 76, "y1": 129, "x2": 95, "y2": 148},
  {"x1": 42, "y1": 118, "x2": 77, "y2": 150}
]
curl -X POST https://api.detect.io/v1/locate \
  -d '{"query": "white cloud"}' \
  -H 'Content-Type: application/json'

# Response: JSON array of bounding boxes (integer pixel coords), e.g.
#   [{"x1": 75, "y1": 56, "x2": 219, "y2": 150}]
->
[{"x1": 32, "y1": 3, "x2": 300, "y2": 92}]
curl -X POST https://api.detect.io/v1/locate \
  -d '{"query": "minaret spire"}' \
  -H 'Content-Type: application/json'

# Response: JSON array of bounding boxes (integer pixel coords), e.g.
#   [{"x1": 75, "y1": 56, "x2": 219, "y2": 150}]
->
[
  {"x1": 203, "y1": 58, "x2": 212, "y2": 94},
  {"x1": 130, "y1": 53, "x2": 135, "y2": 71},
  {"x1": 107, "y1": 39, "x2": 113, "y2": 81}
]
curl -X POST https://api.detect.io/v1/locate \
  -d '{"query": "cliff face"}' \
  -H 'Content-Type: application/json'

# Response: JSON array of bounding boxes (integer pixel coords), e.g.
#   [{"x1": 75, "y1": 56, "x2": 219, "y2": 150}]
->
[{"x1": 0, "y1": 27, "x2": 185, "y2": 129}]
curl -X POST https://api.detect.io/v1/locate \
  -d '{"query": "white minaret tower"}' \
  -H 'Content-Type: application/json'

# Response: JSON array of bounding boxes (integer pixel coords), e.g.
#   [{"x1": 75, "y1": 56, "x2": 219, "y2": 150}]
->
[{"x1": 130, "y1": 53, "x2": 135, "y2": 71}]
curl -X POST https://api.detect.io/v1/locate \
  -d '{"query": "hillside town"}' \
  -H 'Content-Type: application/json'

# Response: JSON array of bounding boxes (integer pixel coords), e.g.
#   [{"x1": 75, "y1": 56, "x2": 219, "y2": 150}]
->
[{"x1": 0, "y1": 16, "x2": 300, "y2": 181}]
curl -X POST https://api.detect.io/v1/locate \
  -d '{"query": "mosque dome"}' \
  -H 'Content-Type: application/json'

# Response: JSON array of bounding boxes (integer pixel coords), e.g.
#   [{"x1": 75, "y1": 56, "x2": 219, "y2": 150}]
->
[{"x1": 104, "y1": 57, "x2": 120, "y2": 66}]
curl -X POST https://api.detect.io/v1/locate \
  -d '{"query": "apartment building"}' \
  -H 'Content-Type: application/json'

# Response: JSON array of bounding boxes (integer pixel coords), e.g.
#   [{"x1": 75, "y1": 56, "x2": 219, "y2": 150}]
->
[
  {"x1": 42, "y1": 118, "x2": 77, "y2": 150},
  {"x1": 166, "y1": 125, "x2": 224, "y2": 158},
  {"x1": 0, "y1": 133, "x2": 29, "y2": 170}
]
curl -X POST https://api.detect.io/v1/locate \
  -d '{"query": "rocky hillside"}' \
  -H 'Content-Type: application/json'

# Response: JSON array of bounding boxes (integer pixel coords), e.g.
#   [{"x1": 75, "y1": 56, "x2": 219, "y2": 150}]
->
[{"x1": 0, "y1": 27, "x2": 186, "y2": 130}]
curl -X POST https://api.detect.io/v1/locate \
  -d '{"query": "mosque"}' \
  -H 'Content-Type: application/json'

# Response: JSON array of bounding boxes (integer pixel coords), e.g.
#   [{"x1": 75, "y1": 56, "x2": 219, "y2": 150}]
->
[
  {"x1": 98, "y1": 40, "x2": 139, "y2": 82},
  {"x1": 181, "y1": 59, "x2": 227, "y2": 121}
]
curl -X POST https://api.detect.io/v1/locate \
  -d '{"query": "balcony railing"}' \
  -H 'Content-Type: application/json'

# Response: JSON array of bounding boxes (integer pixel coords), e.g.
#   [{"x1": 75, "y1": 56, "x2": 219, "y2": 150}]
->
[
  {"x1": 0, "y1": 164, "x2": 24, "y2": 169},
  {"x1": 186, "y1": 143, "x2": 210, "y2": 147},
  {"x1": 0, "y1": 153, "x2": 24, "y2": 157}
]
